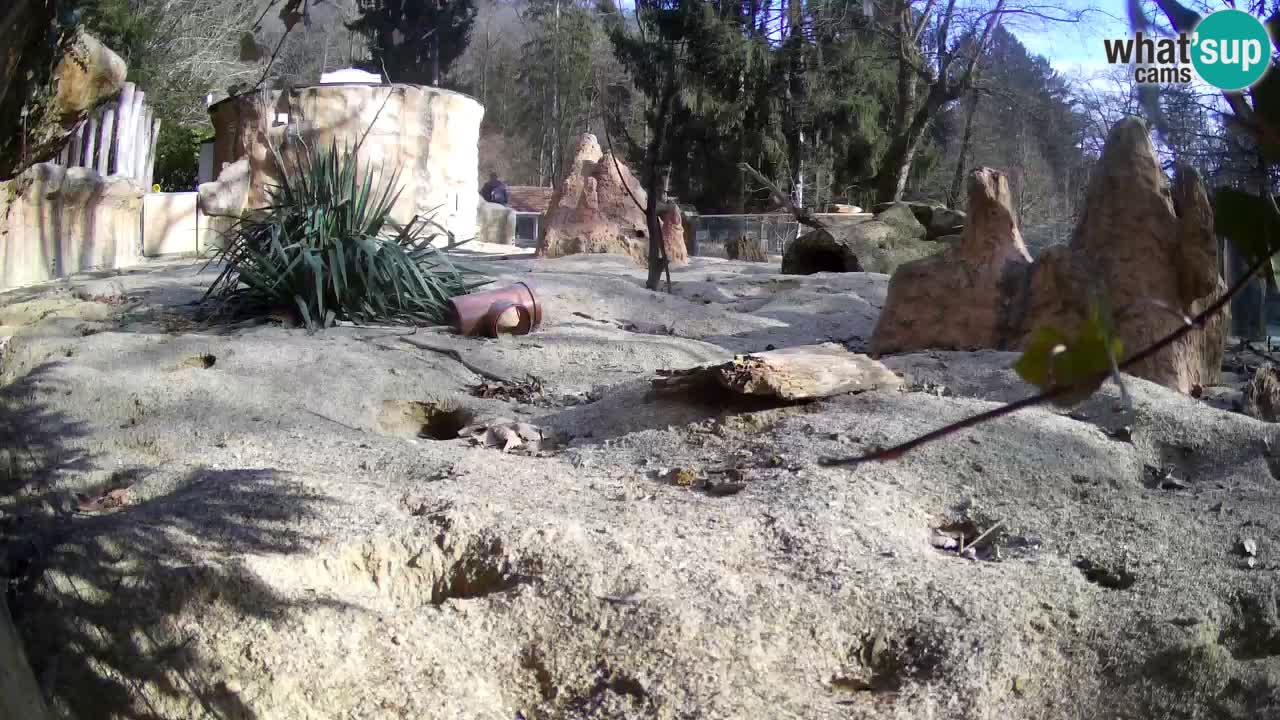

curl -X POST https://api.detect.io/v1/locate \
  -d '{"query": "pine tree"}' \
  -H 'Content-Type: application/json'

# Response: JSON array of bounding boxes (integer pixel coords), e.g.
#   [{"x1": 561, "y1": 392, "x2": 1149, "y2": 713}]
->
[{"x1": 349, "y1": 0, "x2": 479, "y2": 86}]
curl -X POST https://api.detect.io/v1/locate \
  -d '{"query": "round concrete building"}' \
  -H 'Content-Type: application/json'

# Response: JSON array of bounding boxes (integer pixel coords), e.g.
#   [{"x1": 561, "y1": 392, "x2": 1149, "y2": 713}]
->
[{"x1": 205, "y1": 82, "x2": 484, "y2": 243}]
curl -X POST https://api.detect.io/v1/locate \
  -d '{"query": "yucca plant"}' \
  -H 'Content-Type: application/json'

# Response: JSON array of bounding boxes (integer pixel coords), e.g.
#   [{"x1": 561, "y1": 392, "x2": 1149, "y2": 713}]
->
[{"x1": 203, "y1": 141, "x2": 484, "y2": 329}]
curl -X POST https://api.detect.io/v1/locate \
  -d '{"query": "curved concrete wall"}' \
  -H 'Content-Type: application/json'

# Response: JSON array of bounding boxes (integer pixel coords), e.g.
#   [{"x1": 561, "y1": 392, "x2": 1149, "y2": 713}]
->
[
  {"x1": 0, "y1": 163, "x2": 144, "y2": 290},
  {"x1": 206, "y1": 84, "x2": 485, "y2": 243}
]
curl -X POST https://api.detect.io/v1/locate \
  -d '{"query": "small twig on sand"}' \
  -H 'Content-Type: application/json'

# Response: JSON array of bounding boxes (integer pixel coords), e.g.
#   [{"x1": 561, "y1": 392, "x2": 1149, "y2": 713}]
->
[
  {"x1": 399, "y1": 337, "x2": 515, "y2": 384},
  {"x1": 302, "y1": 408, "x2": 362, "y2": 433},
  {"x1": 959, "y1": 520, "x2": 1004, "y2": 554}
]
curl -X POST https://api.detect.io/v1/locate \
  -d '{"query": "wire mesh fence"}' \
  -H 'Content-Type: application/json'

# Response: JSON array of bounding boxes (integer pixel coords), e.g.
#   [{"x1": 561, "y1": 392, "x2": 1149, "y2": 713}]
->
[
  {"x1": 512, "y1": 211, "x2": 880, "y2": 257},
  {"x1": 688, "y1": 214, "x2": 802, "y2": 258}
]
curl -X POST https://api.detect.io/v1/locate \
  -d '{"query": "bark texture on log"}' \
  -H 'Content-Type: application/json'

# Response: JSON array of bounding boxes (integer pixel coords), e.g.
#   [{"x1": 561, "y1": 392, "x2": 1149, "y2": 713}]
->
[
  {"x1": 653, "y1": 343, "x2": 902, "y2": 401},
  {"x1": 871, "y1": 118, "x2": 1228, "y2": 395}
]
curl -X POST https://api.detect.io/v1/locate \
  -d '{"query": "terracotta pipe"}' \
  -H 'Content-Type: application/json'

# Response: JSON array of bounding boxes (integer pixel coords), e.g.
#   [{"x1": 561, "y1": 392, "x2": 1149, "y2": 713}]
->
[
  {"x1": 486, "y1": 300, "x2": 532, "y2": 336},
  {"x1": 447, "y1": 281, "x2": 542, "y2": 337}
]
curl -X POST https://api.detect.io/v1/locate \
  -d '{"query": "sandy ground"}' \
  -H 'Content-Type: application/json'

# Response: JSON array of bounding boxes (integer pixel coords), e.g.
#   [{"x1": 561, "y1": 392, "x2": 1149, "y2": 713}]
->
[{"x1": 3, "y1": 251, "x2": 1280, "y2": 720}]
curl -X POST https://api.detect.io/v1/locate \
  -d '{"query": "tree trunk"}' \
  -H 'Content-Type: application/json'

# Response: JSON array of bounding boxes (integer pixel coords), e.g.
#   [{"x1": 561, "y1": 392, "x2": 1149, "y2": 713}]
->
[
  {"x1": 430, "y1": 0, "x2": 442, "y2": 86},
  {"x1": 948, "y1": 88, "x2": 981, "y2": 206},
  {"x1": 876, "y1": 86, "x2": 943, "y2": 204},
  {"x1": 784, "y1": 0, "x2": 806, "y2": 209},
  {"x1": 877, "y1": 37, "x2": 922, "y2": 204},
  {"x1": 645, "y1": 60, "x2": 678, "y2": 291},
  {"x1": 875, "y1": 118, "x2": 926, "y2": 203}
]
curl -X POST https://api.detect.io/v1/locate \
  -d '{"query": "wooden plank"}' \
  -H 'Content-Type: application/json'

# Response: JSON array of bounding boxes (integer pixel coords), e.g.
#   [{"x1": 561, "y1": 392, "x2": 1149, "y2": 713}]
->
[
  {"x1": 132, "y1": 101, "x2": 149, "y2": 183},
  {"x1": 652, "y1": 343, "x2": 903, "y2": 401},
  {"x1": 97, "y1": 104, "x2": 116, "y2": 175},
  {"x1": 83, "y1": 116, "x2": 97, "y2": 173},
  {"x1": 145, "y1": 116, "x2": 162, "y2": 188},
  {"x1": 116, "y1": 83, "x2": 135, "y2": 178},
  {"x1": 67, "y1": 121, "x2": 83, "y2": 167}
]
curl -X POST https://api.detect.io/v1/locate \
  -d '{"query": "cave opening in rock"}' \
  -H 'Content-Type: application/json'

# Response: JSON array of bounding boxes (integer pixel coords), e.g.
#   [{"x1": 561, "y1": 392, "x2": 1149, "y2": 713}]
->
[{"x1": 791, "y1": 247, "x2": 856, "y2": 274}]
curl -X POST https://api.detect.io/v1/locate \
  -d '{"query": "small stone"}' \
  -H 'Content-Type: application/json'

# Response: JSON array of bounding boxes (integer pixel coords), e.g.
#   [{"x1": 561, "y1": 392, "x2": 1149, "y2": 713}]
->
[
  {"x1": 929, "y1": 533, "x2": 959, "y2": 551},
  {"x1": 1108, "y1": 426, "x2": 1134, "y2": 442},
  {"x1": 1241, "y1": 538, "x2": 1259, "y2": 557}
]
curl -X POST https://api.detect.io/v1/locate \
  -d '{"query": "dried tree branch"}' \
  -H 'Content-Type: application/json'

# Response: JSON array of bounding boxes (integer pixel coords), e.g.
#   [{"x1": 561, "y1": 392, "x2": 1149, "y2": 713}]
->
[{"x1": 737, "y1": 162, "x2": 827, "y2": 231}]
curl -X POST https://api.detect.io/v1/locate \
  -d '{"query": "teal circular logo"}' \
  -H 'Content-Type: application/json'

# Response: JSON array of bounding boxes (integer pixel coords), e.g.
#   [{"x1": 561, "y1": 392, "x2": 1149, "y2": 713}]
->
[{"x1": 1191, "y1": 9, "x2": 1273, "y2": 91}]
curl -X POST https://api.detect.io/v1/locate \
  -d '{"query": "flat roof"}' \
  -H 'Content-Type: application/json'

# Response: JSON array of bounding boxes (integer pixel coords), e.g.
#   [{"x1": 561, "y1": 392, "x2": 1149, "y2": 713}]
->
[{"x1": 207, "y1": 83, "x2": 482, "y2": 113}]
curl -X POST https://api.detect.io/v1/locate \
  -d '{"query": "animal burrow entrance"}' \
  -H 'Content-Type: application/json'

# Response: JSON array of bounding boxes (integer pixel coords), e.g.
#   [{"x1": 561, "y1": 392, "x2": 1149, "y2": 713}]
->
[
  {"x1": 831, "y1": 630, "x2": 943, "y2": 694},
  {"x1": 379, "y1": 399, "x2": 475, "y2": 440},
  {"x1": 929, "y1": 507, "x2": 1010, "y2": 561},
  {"x1": 792, "y1": 247, "x2": 859, "y2": 274},
  {"x1": 1074, "y1": 557, "x2": 1136, "y2": 590}
]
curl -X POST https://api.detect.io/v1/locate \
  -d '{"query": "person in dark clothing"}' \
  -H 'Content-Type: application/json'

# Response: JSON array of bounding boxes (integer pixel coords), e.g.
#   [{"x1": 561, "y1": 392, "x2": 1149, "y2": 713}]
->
[{"x1": 480, "y1": 171, "x2": 509, "y2": 206}]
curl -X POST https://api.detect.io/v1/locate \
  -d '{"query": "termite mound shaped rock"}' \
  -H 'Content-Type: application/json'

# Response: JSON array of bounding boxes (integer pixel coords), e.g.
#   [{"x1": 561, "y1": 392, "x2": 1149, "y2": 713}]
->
[
  {"x1": 535, "y1": 133, "x2": 688, "y2": 267},
  {"x1": 870, "y1": 168, "x2": 1033, "y2": 355},
  {"x1": 871, "y1": 117, "x2": 1228, "y2": 395}
]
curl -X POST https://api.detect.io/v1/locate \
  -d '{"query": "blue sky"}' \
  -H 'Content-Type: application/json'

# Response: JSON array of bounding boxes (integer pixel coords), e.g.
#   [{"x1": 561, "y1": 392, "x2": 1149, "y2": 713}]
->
[{"x1": 1009, "y1": 0, "x2": 1133, "y2": 79}]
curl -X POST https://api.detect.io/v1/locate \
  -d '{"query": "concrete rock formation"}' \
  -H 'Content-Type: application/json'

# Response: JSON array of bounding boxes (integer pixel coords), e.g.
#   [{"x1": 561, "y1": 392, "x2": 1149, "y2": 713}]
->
[
  {"x1": 0, "y1": 163, "x2": 144, "y2": 290},
  {"x1": 874, "y1": 203, "x2": 927, "y2": 239},
  {"x1": 1, "y1": 25, "x2": 127, "y2": 181},
  {"x1": 1244, "y1": 365, "x2": 1280, "y2": 422},
  {"x1": 198, "y1": 158, "x2": 251, "y2": 219},
  {"x1": 1025, "y1": 120, "x2": 1226, "y2": 393},
  {"x1": 783, "y1": 218, "x2": 942, "y2": 276},
  {"x1": 872, "y1": 118, "x2": 1228, "y2": 394},
  {"x1": 477, "y1": 199, "x2": 517, "y2": 245},
  {"x1": 725, "y1": 235, "x2": 768, "y2": 262},
  {"x1": 206, "y1": 85, "x2": 484, "y2": 242},
  {"x1": 659, "y1": 203, "x2": 689, "y2": 264},
  {"x1": 536, "y1": 133, "x2": 688, "y2": 266},
  {"x1": 872, "y1": 201, "x2": 966, "y2": 239},
  {"x1": 871, "y1": 169, "x2": 1034, "y2": 354}
]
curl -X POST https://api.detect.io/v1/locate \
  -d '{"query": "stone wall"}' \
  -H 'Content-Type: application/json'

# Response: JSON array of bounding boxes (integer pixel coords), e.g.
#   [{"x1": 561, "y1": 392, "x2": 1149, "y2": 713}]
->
[
  {"x1": 203, "y1": 84, "x2": 485, "y2": 242},
  {"x1": 0, "y1": 164, "x2": 144, "y2": 291}
]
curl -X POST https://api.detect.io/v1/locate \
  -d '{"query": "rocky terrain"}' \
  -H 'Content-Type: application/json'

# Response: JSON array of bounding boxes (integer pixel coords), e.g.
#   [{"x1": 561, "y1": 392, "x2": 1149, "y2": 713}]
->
[{"x1": 3, "y1": 252, "x2": 1280, "y2": 720}]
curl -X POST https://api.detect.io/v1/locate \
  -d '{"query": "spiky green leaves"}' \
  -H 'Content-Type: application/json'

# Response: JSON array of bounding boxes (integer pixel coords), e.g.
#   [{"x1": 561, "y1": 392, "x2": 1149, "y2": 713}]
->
[{"x1": 203, "y1": 142, "x2": 482, "y2": 330}]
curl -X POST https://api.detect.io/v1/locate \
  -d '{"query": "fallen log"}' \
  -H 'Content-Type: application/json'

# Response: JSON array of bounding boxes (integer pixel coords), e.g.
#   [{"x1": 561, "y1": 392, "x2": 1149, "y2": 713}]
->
[{"x1": 653, "y1": 343, "x2": 902, "y2": 401}]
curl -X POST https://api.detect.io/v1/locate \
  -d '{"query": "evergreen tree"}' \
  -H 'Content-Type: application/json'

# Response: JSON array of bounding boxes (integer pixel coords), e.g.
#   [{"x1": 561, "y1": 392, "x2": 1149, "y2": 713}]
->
[
  {"x1": 518, "y1": 0, "x2": 599, "y2": 184},
  {"x1": 349, "y1": 0, "x2": 479, "y2": 86}
]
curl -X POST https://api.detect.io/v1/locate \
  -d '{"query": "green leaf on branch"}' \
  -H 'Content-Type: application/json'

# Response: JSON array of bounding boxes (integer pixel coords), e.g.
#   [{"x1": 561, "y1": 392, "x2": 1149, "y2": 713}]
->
[
  {"x1": 1214, "y1": 187, "x2": 1280, "y2": 287},
  {"x1": 1013, "y1": 310, "x2": 1123, "y2": 408}
]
